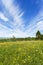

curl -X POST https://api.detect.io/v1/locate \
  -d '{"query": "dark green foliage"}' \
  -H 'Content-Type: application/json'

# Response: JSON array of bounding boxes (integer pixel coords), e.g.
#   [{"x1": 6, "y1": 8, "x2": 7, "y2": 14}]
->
[
  {"x1": 36, "y1": 30, "x2": 43, "y2": 40},
  {"x1": 40, "y1": 35, "x2": 43, "y2": 40},
  {"x1": 0, "y1": 30, "x2": 43, "y2": 42},
  {"x1": 36, "y1": 30, "x2": 41, "y2": 39}
]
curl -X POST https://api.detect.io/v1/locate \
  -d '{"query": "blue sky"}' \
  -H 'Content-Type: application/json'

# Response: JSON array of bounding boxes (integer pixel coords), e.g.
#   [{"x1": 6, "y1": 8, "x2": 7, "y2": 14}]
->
[{"x1": 0, "y1": 0, "x2": 43, "y2": 38}]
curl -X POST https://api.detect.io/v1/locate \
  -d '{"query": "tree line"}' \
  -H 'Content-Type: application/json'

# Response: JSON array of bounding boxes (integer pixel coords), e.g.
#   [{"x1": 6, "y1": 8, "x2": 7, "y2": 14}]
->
[{"x1": 0, "y1": 30, "x2": 43, "y2": 42}]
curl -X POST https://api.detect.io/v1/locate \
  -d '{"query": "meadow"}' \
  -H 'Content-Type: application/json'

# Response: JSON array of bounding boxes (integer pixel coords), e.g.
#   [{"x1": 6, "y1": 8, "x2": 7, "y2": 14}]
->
[{"x1": 0, "y1": 40, "x2": 43, "y2": 65}]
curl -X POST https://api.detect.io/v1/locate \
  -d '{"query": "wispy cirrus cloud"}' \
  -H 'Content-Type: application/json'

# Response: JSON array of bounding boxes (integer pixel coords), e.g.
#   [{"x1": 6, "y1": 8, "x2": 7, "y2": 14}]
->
[
  {"x1": 0, "y1": 0, "x2": 26, "y2": 38},
  {"x1": 2, "y1": 0, "x2": 24, "y2": 27},
  {"x1": 37, "y1": 20, "x2": 43, "y2": 31},
  {"x1": 0, "y1": 23, "x2": 28, "y2": 38},
  {"x1": 0, "y1": 0, "x2": 43, "y2": 38},
  {"x1": 25, "y1": 17, "x2": 43, "y2": 37},
  {"x1": 25, "y1": 0, "x2": 43, "y2": 37},
  {"x1": 0, "y1": 23, "x2": 13, "y2": 38},
  {"x1": 0, "y1": 12, "x2": 8, "y2": 22}
]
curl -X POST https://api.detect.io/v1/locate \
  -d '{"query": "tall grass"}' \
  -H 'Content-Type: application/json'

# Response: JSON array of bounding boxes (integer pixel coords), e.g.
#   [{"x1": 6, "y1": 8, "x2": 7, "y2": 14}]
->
[{"x1": 0, "y1": 41, "x2": 43, "y2": 65}]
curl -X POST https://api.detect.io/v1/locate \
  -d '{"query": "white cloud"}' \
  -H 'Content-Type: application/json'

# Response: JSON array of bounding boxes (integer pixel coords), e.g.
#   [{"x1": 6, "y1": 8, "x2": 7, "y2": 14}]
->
[
  {"x1": 13, "y1": 29, "x2": 28, "y2": 38},
  {"x1": 2, "y1": 0, "x2": 24, "y2": 26},
  {"x1": 0, "y1": 0, "x2": 43, "y2": 38},
  {"x1": 0, "y1": 12, "x2": 8, "y2": 21},
  {"x1": 37, "y1": 20, "x2": 43, "y2": 31},
  {"x1": 1, "y1": 0, "x2": 26, "y2": 38},
  {"x1": 25, "y1": 6, "x2": 43, "y2": 37},
  {"x1": 0, "y1": 23, "x2": 13, "y2": 37},
  {"x1": 0, "y1": 23, "x2": 28, "y2": 38}
]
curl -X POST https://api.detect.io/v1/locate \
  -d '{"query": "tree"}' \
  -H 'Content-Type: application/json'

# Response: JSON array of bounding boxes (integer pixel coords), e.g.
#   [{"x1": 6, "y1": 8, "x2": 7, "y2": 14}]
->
[
  {"x1": 41, "y1": 35, "x2": 43, "y2": 40},
  {"x1": 36, "y1": 30, "x2": 41, "y2": 39}
]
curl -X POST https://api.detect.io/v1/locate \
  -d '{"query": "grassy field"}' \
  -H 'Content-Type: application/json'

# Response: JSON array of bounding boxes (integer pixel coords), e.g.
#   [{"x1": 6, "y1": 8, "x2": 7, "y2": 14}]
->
[{"x1": 0, "y1": 40, "x2": 43, "y2": 65}]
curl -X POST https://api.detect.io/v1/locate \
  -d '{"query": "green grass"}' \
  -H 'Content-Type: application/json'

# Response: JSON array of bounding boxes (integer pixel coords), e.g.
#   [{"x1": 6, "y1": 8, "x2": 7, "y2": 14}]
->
[{"x1": 0, "y1": 40, "x2": 43, "y2": 65}]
